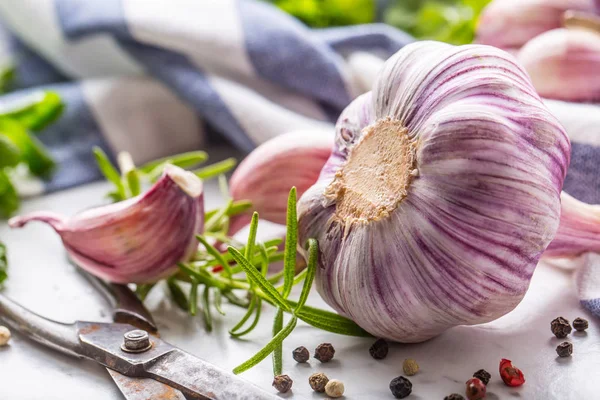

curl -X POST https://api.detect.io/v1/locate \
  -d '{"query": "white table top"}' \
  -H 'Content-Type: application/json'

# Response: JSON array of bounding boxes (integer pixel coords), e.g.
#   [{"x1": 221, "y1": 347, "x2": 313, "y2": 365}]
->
[{"x1": 0, "y1": 179, "x2": 599, "y2": 400}]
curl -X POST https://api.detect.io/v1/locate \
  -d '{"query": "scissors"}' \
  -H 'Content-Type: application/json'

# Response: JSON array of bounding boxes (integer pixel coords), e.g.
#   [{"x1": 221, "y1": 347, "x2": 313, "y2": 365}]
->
[{"x1": 0, "y1": 270, "x2": 279, "y2": 400}]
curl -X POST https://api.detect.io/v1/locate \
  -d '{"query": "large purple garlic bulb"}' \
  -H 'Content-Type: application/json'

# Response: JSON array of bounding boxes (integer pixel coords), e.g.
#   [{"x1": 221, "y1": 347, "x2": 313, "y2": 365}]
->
[{"x1": 297, "y1": 41, "x2": 570, "y2": 343}]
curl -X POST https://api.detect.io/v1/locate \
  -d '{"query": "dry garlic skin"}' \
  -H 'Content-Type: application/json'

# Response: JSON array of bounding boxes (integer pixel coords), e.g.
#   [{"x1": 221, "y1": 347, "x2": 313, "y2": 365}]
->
[{"x1": 298, "y1": 42, "x2": 570, "y2": 343}]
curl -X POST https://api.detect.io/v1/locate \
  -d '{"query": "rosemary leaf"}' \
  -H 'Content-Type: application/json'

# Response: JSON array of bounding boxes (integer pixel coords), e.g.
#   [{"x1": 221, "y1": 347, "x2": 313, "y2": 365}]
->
[
  {"x1": 135, "y1": 283, "x2": 155, "y2": 301},
  {"x1": 214, "y1": 288, "x2": 225, "y2": 316},
  {"x1": 229, "y1": 293, "x2": 258, "y2": 335},
  {"x1": 189, "y1": 276, "x2": 199, "y2": 316},
  {"x1": 0, "y1": 241, "x2": 7, "y2": 285},
  {"x1": 233, "y1": 315, "x2": 297, "y2": 375},
  {"x1": 194, "y1": 158, "x2": 237, "y2": 180},
  {"x1": 139, "y1": 151, "x2": 208, "y2": 174},
  {"x1": 228, "y1": 247, "x2": 291, "y2": 312},
  {"x1": 197, "y1": 235, "x2": 233, "y2": 278},
  {"x1": 222, "y1": 289, "x2": 250, "y2": 308},
  {"x1": 93, "y1": 147, "x2": 125, "y2": 201},
  {"x1": 167, "y1": 278, "x2": 189, "y2": 311},
  {"x1": 281, "y1": 187, "x2": 297, "y2": 298},
  {"x1": 259, "y1": 243, "x2": 270, "y2": 277},
  {"x1": 126, "y1": 169, "x2": 141, "y2": 197},
  {"x1": 245, "y1": 212, "x2": 259, "y2": 259},
  {"x1": 205, "y1": 200, "x2": 252, "y2": 220},
  {"x1": 295, "y1": 239, "x2": 317, "y2": 312},
  {"x1": 205, "y1": 199, "x2": 233, "y2": 232},
  {"x1": 218, "y1": 174, "x2": 229, "y2": 198},
  {"x1": 229, "y1": 298, "x2": 262, "y2": 338},
  {"x1": 272, "y1": 308, "x2": 284, "y2": 376},
  {"x1": 292, "y1": 303, "x2": 372, "y2": 337},
  {"x1": 202, "y1": 285, "x2": 213, "y2": 332}
]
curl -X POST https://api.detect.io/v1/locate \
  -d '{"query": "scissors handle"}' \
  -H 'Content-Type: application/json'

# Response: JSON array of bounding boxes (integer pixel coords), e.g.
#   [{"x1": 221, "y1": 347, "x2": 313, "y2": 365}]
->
[{"x1": 0, "y1": 293, "x2": 82, "y2": 357}]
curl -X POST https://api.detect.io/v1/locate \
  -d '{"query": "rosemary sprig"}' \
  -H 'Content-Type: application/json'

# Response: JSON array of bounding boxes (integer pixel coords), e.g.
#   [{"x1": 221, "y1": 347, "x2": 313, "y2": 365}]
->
[{"x1": 0, "y1": 241, "x2": 8, "y2": 286}]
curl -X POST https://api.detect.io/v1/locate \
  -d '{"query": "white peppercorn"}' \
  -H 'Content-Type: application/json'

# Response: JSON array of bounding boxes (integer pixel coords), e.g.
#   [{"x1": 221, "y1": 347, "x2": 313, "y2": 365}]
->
[
  {"x1": 325, "y1": 379, "x2": 344, "y2": 398},
  {"x1": 0, "y1": 326, "x2": 10, "y2": 346}
]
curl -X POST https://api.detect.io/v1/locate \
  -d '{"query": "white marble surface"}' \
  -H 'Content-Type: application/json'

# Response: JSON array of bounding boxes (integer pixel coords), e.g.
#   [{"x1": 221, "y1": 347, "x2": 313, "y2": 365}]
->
[{"x1": 0, "y1": 180, "x2": 599, "y2": 400}]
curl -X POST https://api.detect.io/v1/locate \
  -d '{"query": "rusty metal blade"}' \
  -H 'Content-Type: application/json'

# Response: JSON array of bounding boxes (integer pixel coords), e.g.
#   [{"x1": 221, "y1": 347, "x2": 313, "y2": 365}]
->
[{"x1": 107, "y1": 369, "x2": 187, "y2": 400}]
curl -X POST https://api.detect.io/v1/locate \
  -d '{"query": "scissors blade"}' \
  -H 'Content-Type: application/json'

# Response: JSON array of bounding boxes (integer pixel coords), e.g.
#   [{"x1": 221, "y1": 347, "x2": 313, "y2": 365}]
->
[
  {"x1": 146, "y1": 349, "x2": 279, "y2": 400},
  {"x1": 107, "y1": 368, "x2": 187, "y2": 400}
]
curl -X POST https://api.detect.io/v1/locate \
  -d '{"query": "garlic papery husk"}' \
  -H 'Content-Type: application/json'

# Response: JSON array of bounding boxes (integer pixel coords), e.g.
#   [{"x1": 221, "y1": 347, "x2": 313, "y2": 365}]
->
[
  {"x1": 476, "y1": 0, "x2": 595, "y2": 51},
  {"x1": 518, "y1": 26, "x2": 600, "y2": 101},
  {"x1": 9, "y1": 165, "x2": 204, "y2": 283},
  {"x1": 297, "y1": 41, "x2": 570, "y2": 343},
  {"x1": 229, "y1": 130, "x2": 333, "y2": 233}
]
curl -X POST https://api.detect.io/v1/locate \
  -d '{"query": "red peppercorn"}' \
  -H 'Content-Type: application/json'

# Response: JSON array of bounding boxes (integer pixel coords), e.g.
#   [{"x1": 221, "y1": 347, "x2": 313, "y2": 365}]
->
[
  {"x1": 465, "y1": 378, "x2": 486, "y2": 400},
  {"x1": 499, "y1": 359, "x2": 525, "y2": 387}
]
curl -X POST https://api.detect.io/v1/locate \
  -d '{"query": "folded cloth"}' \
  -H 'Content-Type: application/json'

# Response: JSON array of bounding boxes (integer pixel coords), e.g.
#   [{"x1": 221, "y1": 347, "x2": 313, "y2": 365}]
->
[{"x1": 0, "y1": 0, "x2": 412, "y2": 193}]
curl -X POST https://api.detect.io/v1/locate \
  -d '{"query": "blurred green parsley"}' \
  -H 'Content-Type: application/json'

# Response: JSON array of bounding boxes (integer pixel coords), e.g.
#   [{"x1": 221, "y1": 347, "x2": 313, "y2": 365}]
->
[
  {"x1": 268, "y1": 0, "x2": 491, "y2": 45},
  {"x1": 0, "y1": 63, "x2": 64, "y2": 218}
]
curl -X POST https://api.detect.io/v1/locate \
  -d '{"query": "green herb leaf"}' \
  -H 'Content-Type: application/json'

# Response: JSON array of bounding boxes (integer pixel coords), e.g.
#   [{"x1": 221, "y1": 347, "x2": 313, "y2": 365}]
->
[
  {"x1": 214, "y1": 288, "x2": 225, "y2": 316},
  {"x1": 0, "y1": 135, "x2": 21, "y2": 168},
  {"x1": 193, "y1": 158, "x2": 237, "y2": 180},
  {"x1": 245, "y1": 212, "x2": 259, "y2": 259},
  {"x1": 202, "y1": 285, "x2": 213, "y2": 331},
  {"x1": 229, "y1": 298, "x2": 262, "y2": 338},
  {"x1": 126, "y1": 169, "x2": 141, "y2": 197},
  {"x1": 222, "y1": 289, "x2": 250, "y2": 309},
  {"x1": 295, "y1": 239, "x2": 317, "y2": 312},
  {"x1": 233, "y1": 315, "x2": 297, "y2": 375},
  {"x1": 135, "y1": 283, "x2": 155, "y2": 301},
  {"x1": 272, "y1": 308, "x2": 284, "y2": 376},
  {"x1": 0, "y1": 170, "x2": 19, "y2": 218},
  {"x1": 167, "y1": 278, "x2": 189, "y2": 311},
  {"x1": 271, "y1": 0, "x2": 376, "y2": 27},
  {"x1": 229, "y1": 293, "x2": 259, "y2": 336},
  {"x1": 228, "y1": 246, "x2": 291, "y2": 312},
  {"x1": 189, "y1": 276, "x2": 199, "y2": 316},
  {"x1": 205, "y1": 200, "x2": 252, "y2": 221},
  {"x1": 93, "y1": 147, "x2": 126, "y2": 201},
  {"x1": 0, "y1": 91, "x2": 64, "y2": 131},
  {"x1": 291, "y1": 302, "x2": 372, "y2": 337},
  {"x1": 139, "y1": 150, "x2": 208, "y2": 174},
  {"x1": 0, "y1": 118, "x2": 55, "y2": 177},
  {"x1": 0, "y1": 241, "x2": 8, "y2": 286},
  {"x1": 281, "y1": 187, "x2": 297, "y2": 299},
  {"x1": 197, "y1": 235, "x2": 233, "y2": 278},
  {"x1": 0, "y1": 64, "x2": 15, "y2": 94}
]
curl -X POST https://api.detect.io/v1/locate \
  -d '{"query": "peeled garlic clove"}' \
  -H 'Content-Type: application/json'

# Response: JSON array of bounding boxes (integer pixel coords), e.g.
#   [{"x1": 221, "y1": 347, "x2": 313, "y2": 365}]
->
[
  {"x1": 298, "y1": 42, "x2": 570, "y2": 343},
  {"x1": 518, "y1": 27, "x2": 600, "y2": 101},
  {"x1": 476, "y1": 0, "x2": 595, "y2": 50},
  {"x1": 229, "y1": 130, "x2": 333, "y2": 231},
  {"x1": 9, "y1": 165, "x2": 204, "y2": 283}
]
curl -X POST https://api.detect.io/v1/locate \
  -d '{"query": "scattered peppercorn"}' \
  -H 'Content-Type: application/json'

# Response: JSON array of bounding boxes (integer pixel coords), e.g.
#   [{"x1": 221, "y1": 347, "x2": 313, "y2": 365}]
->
[
  {"x1": 309, "y1": 372, "x2": 329, "y2": 393},
  {"x1": 402, "y1": 358, "x2": 419, "y2": 376},
  {"x1": 556, "y1": 341, "x2": 573, "y2": 357},
  {"x1": 325, "y1": 379, "x2": 344, "y2": 398},
  {"x1": 0, "y1": 326, "x2": 10, "y2": 347},
  {"x1": 472, "y1": 369, "x2": 491, "y2": 385},
  {"x1": 551, "y1": 316, "x2": 572, "y2": 338},
  {"x1": 444, "y1": 394, "x2": 465, "y2": 400},
  {"x1": 389, "y1": 376, "x2": 412, "y2": 399},
  {"x1": 314, "y1": 343, "x2": 335, "y2": 363},
  {"x1": 465, "y1": 378, "x2": 486, "y2": 400},
  {"x1": 573, "y1": 317, "x2": 589, "y2": 332},
  {"x1": 369, "y1": 338, "x2": 389, "y2": 360},
  {"x1": 499, "y1": 358, "x2": 525, "y2": 387},
  {"x1": 292, "y1": 346, "x2": 310, "y2": 363},
  {"x1": 272, "y1": 374, "x2": 293, "y2": 393}
]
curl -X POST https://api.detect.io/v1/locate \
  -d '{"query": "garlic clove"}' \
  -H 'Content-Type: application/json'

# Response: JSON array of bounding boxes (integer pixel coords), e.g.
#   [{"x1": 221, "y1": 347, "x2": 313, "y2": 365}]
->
[
  {"x1": 518, "y1": 27, "x2": 600, "y2": 101},
  {"x1": 229, "y1": 130, "x2": 333, "y2": 231},
  {"x1": 9, "y1": 165, "x2": 204, "y2": 283},
  {"x1": 545, "y1": 192, "x2": 600, "y2": 258},
  {"x1": 476, "y1": 0, "x2": 595, "y2": 50}
]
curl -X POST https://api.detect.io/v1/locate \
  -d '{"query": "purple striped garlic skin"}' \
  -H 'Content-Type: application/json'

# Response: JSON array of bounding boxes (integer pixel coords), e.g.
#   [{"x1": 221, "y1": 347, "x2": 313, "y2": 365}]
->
[
  {"x1": 518, "y1": 27, "x2": 600, "y2": 101},
  {"x1": 476, "y1": 0, "x2": 595, "y2": 51},
  {"x1": 9, "y1": 165, "x2": 204, "y2": 283},
  {"x1": 298, "y1": 41, "x2": 570, "y2": 343}
]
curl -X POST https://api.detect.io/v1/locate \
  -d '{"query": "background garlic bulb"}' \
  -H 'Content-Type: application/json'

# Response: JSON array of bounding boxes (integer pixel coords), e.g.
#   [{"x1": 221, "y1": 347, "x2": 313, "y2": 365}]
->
[
  {"x1": 297, "y1": 41, "x2": 570, "y2": 343},
  {"x1": 9, "y1": 165, "x2": 204, "y2": 283}
]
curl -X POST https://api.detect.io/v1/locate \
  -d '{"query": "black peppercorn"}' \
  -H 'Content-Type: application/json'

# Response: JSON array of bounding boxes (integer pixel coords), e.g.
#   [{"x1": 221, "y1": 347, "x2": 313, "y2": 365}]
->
[
  {"x1": 389, "y1": 376, "x2": 412, "y2": 399},
  {"x1": 369, "y1": 338, "x2": 389, "y2": 360},
  {"x1": 551, "y1": 316, "x2": 572, "y2": 338},
  {"x1": 472, "y1": 369, "x2": 491, "y2": 385},
  {"x1": 309, "y1": 372, "x2": 329, "y2": 393},
  {"x1": 272, "y1": 374, "x2": 293, "y2": 393},
  {"x1": 314, "y1": 343, "x2": 335, "y2": 363},
  {"x1": 573, "y1": 317, "x2": 589, "y2": 332},
  {"x1": 292, "y1": 346, "x2": 309, "y2": 363},
  {"x1": 444, "y1": 395, "x2": 465, "y2": 400},
  {"x1": 556, "y1": 341, "x2": 573, "y2": 357}
]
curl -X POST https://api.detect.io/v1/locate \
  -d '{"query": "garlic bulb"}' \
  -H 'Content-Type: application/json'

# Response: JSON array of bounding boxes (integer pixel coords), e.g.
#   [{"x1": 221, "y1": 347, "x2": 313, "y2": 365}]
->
[
  {"x1": 476, "y1": 0, "x2": 595, "y2": 51},
  {"x1": 296, "y1": 41, "x2": 570, "y2": 343},
  {"x1": 9, "y1": 165, "x2": 204, "y2": 283},
  {"x1": 518, "y1": 19, "x2": 600, "y2": 101}
]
